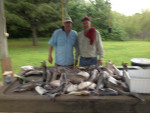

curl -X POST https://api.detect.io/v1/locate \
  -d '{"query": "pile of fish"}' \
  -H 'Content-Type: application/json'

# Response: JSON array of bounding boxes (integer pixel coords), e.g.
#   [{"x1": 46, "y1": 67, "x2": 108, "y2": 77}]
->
[{"x1": 13, "y1": 61, "x2": 145, "y2": 102}]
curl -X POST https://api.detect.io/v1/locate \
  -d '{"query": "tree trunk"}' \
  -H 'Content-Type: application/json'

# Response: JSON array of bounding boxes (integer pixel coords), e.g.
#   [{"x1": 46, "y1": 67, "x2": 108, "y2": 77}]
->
[
  {"x1": 0, "y1": 0, "x2": 13, "y2": 72},
  {"x1": 31, "y1": 24, "x2": 38, "y2": 46},
  {"x1": 0, "y1": 0, "x2": 8, "y2": 58}
]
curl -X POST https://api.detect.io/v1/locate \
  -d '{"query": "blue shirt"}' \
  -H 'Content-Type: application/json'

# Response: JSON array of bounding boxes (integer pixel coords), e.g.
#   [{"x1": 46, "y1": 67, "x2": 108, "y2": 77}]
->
[{"x1": 48, "y1": 28, "x2": 77, "y2": 66}]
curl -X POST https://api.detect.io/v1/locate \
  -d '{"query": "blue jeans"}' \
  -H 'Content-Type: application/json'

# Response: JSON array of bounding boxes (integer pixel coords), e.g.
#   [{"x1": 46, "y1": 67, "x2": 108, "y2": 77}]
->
[{"x1": 80, "y1": 56, "x2": 97, "y2": 66}]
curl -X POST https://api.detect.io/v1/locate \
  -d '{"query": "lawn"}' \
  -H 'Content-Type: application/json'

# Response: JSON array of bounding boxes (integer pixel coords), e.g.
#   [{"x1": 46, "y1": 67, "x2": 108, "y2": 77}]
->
[{"x1": 0, "y1": 39, "x2": 150, "y2": 81}]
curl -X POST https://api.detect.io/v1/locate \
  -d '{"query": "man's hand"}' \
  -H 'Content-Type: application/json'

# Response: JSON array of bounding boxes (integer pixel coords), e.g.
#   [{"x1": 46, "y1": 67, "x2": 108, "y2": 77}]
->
[
  {"x1": 48, "y1": 56, "x2": 53, "y2": 64},
  {"x1": 98, "y1": 60, "x2": 103, "y2": 65}
]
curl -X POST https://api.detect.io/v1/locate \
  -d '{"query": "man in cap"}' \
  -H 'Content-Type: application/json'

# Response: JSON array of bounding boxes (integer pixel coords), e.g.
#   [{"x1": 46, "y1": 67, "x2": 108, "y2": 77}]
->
[
  {"x1": 75, "y1": 16, "x2": 104, "y2": 66},
  {"x1": 48, "y1": 17, "x2": 77, "y2": 66}
]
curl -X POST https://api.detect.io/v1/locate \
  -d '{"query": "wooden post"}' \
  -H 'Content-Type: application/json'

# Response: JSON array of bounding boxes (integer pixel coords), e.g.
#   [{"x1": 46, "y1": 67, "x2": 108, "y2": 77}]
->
[
  {"x1": 108, "y1": 0, "x2": 112, "y2": 33},
  {"x1": 0, "y1": 0, "x2": 12, "y2": 73},
  {"x1": 61, "y1": 0, "x2": 64, "y2": 26}
]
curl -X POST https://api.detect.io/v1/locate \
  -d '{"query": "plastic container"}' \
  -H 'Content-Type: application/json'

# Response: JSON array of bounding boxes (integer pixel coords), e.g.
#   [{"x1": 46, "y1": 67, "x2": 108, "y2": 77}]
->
[
  {"x1": 131, "y1": 58, "x2": 150, "y2": 69},
  {"x1": 2, "y1": 71, "x2": 13, "y2": 84},
  {"x1": 3, "y1": 74, "x2": 12, "y2": 84},
  {"x1": 124, "y1": 69, "x2": 150, "y2": 93}
]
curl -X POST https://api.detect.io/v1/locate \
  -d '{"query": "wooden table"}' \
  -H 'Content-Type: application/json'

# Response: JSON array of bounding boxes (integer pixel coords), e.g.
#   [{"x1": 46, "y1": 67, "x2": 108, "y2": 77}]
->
[
  {"x1": 0, "y1": 66, "x2": 150, "y2": 113},
  {"x1": 0, "y1": 79, "x2": 150, "y2": 113}
]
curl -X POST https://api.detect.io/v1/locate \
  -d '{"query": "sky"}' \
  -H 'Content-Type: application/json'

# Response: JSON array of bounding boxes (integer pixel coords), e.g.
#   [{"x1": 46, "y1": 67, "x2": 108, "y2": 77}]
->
[
  {"x1": 85, "y1": 0, "x2": 150, "y2": 16},
  {"x1": 111, "y1": 0, "x2": 150, "y2": 16}
]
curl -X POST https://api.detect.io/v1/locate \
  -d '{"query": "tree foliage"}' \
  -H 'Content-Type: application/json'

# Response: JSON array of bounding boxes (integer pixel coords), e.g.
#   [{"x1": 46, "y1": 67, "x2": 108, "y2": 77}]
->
[
  {"x1": 4, "y1": 0, "x2": 150, "y2": 42},
  {"x1": 112, "y1": 9, "x2": 150, "y2": 40},
  {"x1": 5, "y1": 0, "x2": 61, "y2": 45}
]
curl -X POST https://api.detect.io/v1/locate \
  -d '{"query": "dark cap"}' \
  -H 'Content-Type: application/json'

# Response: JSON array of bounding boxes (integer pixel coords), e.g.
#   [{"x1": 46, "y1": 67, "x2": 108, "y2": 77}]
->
[{"x1": 81, "y1": 16, "x2": 91, "y2": 22}]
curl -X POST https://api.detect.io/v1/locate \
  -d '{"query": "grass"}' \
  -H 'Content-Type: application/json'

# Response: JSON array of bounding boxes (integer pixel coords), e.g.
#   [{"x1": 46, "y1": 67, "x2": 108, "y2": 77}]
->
[
  {"x1": 0, "y1": 39, "x2": 150, "y2": 81},
  {"x1": 103, "y1": 41, "x2": 150, "y2": 65}
]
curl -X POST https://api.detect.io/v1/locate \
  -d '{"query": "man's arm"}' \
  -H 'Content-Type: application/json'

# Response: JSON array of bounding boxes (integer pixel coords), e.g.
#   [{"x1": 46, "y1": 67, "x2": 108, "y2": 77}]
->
[
  {"x1": 75, "y1": 35, "x2": 80, "y2": 66},
  {"x1": 96, "y1": 30, "x2": 104, "y2": 65},
  {"x1": 48, "y1": 30, "x2": 58, "y2": 64},
  {"x1": 48, "y1": 45, "x2": 53, "y2": 64}
]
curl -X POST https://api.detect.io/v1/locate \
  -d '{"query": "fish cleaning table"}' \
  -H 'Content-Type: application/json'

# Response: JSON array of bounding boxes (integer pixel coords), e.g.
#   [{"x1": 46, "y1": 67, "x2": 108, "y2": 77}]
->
[
  {"x1": 0, "y1": 66, "x2": 150, "y2": 113},
  {"x1": 0, "y1": 79, "x2": 150, "y2": 113}
]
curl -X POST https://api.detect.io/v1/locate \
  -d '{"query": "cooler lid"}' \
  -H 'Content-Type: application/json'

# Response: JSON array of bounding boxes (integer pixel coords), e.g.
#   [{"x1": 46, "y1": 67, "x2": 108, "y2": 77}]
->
[{"x1": 131, "y1": 58, "x2": 150, "y2": 65}]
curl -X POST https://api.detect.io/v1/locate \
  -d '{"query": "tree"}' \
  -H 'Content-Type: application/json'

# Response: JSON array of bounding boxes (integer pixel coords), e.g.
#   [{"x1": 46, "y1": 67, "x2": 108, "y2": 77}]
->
[
  {"x1": 140, "y1": 10, "x2": 150, "y2": 39},
  {"x1": 68, "y1": 0, "x2": 110, "y2": 38},
  {"x1": 5, "y1": 0, "x2": 61, "y2": 46},
  {"x1": 68, "y1": 0, "x2": 128, "y2": 41},
  {"x1": 112, "y1": 9, "x2": 150, "y2": 40},
  {"x1": 68, "y1": 0, "x2": 87, "y2": 31},
  {"x1": 0, "y1": 0, "x2": 12, "y2": 72},
  {"x1": 110, "y1": 11, "x2": 128, "y2": 40}
]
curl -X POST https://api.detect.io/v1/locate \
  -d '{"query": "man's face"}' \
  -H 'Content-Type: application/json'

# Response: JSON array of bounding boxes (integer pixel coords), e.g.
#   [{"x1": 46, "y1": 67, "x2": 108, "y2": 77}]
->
[
  {"x1": 82, "y1": 20, "x2": 91, "y2": 30},
  {"x1": 64, "y1": 22, "x2": 72, "y2": 31}
]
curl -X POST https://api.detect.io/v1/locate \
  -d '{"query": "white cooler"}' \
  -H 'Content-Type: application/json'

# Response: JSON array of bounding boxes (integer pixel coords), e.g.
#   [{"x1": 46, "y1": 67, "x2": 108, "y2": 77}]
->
[{"x1": 124, "y1": 69, "x2": 150, "y2": 93}]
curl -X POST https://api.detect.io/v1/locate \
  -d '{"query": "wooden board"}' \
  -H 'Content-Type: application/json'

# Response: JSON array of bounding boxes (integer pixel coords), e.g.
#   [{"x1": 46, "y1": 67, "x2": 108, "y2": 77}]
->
[{"x1": 1, "y1": 57, "x2": 13, "y2": 73}]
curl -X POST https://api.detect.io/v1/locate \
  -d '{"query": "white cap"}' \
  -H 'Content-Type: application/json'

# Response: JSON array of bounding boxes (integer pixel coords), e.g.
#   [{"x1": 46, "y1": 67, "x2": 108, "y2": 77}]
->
[{"x1": 64, "y1": 17, "x2": 73, "y2": 23}]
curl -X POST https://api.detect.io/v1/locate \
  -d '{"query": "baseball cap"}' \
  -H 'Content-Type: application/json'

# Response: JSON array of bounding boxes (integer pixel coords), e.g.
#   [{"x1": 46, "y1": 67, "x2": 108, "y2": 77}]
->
[
  {"x1": 64, "y1": 17, "x2": 73, "y2": 23},
  {"x1": 81, "y1": 16, "x2": 91, "y2": 22}
]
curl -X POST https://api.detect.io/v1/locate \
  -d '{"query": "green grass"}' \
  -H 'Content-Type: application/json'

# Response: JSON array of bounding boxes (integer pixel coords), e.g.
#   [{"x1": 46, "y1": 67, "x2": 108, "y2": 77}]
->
[
  {"x1": 0, "y1": 39, "x2": 150, "y2": 81},
  {"x1": 103, "y1": 41, "x2": 150, "y2": 65}
]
